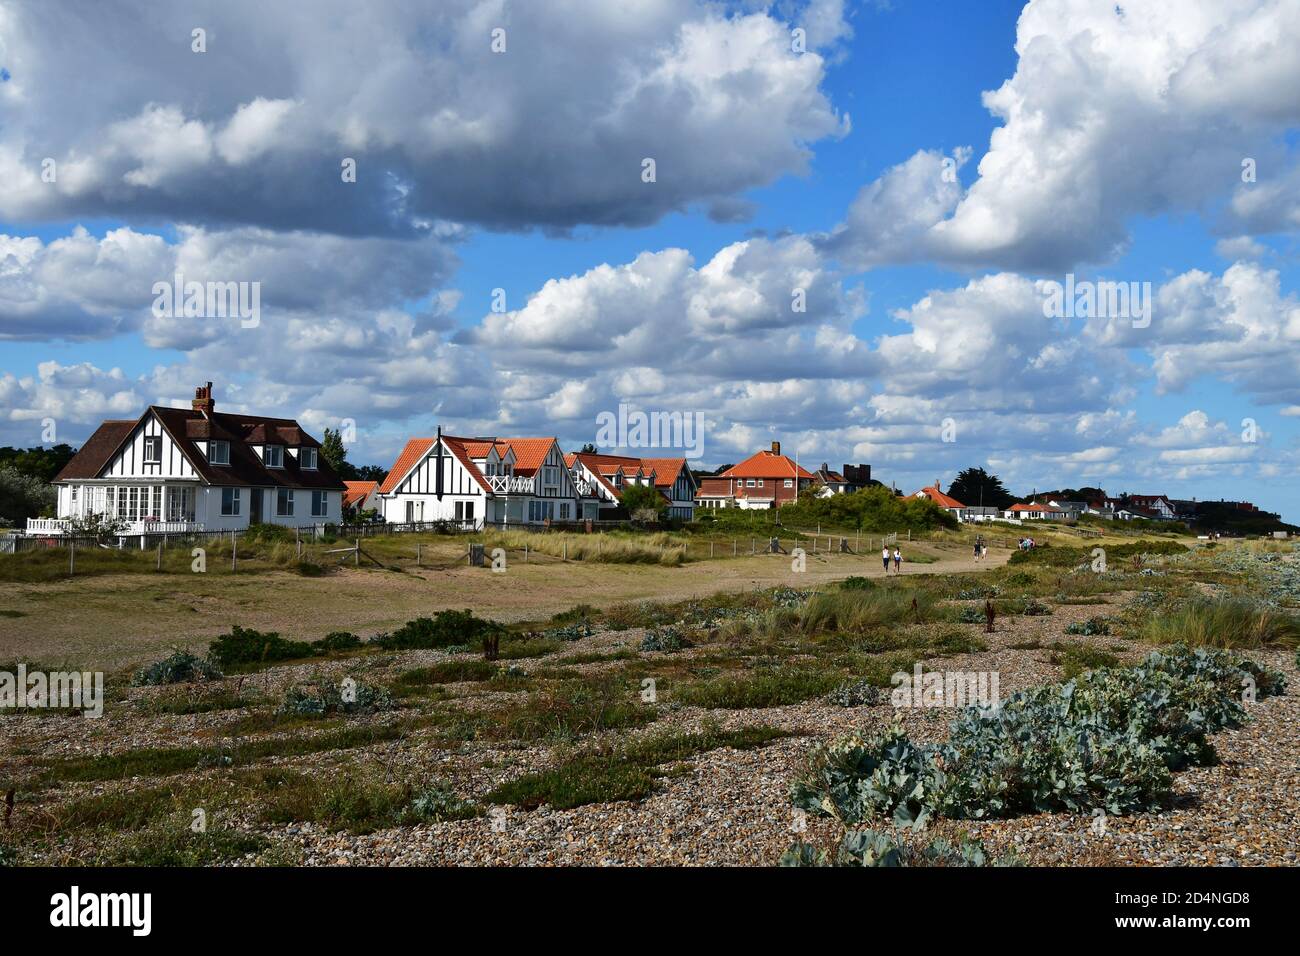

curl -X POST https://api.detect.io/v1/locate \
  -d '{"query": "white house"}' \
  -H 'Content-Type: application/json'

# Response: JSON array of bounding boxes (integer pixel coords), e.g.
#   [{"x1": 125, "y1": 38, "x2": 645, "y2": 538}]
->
[
  {"x1": 1004, "y1": 502, "x2": 1072, "y2": 521},
  {"x1": 31, "y1": 382, "x2": 345, "y2": 536},
  {"x1": 377, "y1": 430, "x2": 592, "y2": 528}
]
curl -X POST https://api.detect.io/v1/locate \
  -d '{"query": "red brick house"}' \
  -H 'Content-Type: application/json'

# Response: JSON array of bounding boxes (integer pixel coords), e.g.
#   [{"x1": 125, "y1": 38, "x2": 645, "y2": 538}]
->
[{"x1": 695, "y1": 442, "x2": 815, "y2": 510}]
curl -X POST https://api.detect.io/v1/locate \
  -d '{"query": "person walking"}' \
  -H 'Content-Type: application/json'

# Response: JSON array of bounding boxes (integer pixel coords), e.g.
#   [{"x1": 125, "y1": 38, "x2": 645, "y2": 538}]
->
[
  {"x1": 882, "y1": 545, "x2": 891, "y2": 573},
  {"x1": 893, "y1": 546, "x2": 902, "y2": 573}
]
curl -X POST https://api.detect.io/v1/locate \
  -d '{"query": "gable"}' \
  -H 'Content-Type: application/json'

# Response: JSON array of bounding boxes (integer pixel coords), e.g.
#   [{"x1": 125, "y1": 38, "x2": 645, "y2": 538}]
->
[{"x1": 100, "y1": 411, "x2": 201, "y2": 481}]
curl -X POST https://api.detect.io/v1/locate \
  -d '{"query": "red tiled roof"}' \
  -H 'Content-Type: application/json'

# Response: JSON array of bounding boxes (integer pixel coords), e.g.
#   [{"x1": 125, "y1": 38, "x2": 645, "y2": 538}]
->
[
  {"x1": 1009, "y1": 502, "x2": 1062, "y2": 513},
  {"x1": 720, "y1": 449, "x2": 814, "y2": 480},
  {"x1": 496, "y1": 437, "x2": 557, "y2": 476},
  {"x1": 343, "y1": 481, "x2": 378, "y2": 509},
  {"x1": 915, "y1": 486, "x2": 966, "y2": 509},
  {"x1": 641, "y1": 457, "x2": 689, "y2": 490},
  {"x1": 379, "y1": 438, "x2": 435, "y2": 493}
]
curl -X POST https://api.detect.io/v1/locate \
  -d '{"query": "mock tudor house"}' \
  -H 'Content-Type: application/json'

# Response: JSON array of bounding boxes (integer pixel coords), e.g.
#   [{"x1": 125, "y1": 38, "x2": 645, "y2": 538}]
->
[
  {"x1": 695, "y1": 442, "x2": 815, "y2": 509},
  {"x1": 377, "y1": 429, "x2": 593, "y2": 528},
  {"x1": 566, "y1": 453, "x2": 698, "y2": 520},
  {"x1": 31, "y1": 383, "x2": 345, "y2": 535}
]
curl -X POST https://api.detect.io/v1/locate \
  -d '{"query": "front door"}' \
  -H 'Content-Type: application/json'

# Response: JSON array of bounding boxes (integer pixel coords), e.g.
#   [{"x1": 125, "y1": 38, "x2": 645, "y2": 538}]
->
[
  {"x1": 250, "y1": 489, "x2": 263, "y2": 524},
  {"x1": 406, "y1": 501, "x2": 415, "y2": 523}
]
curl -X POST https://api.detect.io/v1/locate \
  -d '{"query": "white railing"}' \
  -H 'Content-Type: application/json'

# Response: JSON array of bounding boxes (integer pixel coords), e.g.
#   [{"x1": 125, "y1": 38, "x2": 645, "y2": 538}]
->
[
  {"x1": 24, "y1": 517, "x2": 204, "y2": 536},
  {"x1": 488, "y1": 475, "x2": 535, "y2": 494},
  {"x1": 26, "y1": 518, "x2": 71, "y2": 534}
]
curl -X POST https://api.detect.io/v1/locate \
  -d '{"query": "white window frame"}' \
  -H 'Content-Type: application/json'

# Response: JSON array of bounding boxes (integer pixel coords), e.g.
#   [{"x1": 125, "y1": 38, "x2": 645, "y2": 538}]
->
[
  {"x1": 143, "y1": 435, "x2": 162, "y2": 464},
  {"x1": 221, "y1": 487, "x2": 241, "y2": 516},
  {"x1": 265, "y1": 445, "x2": 284, "y2": 469},
  {"x1": 311, "y1": 490, "x2": 328, "y2": 517},
  {"x1": 784, "y1": 479, "x2": 793, "y2": 488},
  {"x1": 276, "y1": 488, "x2": 294, "y2": 516},
  {"x1": 209, "y1": 441, "x2": 230, "y2": 465},
  {"x1": 300, "y1": 447, "x2": 318, "y2": 470},
  {"x1": 746, "y1": 478, "x2": 756, "y2": 487}
]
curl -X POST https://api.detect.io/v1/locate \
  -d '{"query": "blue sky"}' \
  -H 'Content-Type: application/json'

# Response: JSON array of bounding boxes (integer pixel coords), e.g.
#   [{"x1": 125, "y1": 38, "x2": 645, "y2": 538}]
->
[{"x1": 1, "y1": 0, "x2": 1298, "y2": 519}]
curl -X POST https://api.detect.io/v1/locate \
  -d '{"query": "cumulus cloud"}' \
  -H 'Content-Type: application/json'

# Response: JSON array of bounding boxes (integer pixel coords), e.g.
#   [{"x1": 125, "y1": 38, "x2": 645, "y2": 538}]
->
[
  {"x1": 0, "y1": 0, "x2": 847, "y2": 234},
  {"x1": 827, "y1": 0, "x2": 1300, "y2": 272}
]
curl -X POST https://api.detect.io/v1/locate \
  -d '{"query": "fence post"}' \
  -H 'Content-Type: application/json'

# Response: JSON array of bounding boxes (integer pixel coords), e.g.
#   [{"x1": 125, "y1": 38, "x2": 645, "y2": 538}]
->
[
  {"x1": 416, "y1": 543, "x2": 421, "y2": 567},
  {"x1": 733, "y1": 539, "x2": 737, "y2": 557},
  {"x1": 710, "y1": 540, "x2": 714, "y2": 558},
  {"x1": 355, "y1": 539, "x2": 360, "y2": 568},
  {"x1": 525, "y1": 544, "x2": 529, "y2": 563},
  {"x1": 69, "y1": 540, "x2": 75, "y2": 577},
  {"x1": 232, "y1": 531, "x2": 237, "y2": 572},
  {"x1": 157, "y1": 542, "x2": 163, "y2": 571},
  {"x1": 563, "y1": 541, "x2": 568, "y2": 561}
]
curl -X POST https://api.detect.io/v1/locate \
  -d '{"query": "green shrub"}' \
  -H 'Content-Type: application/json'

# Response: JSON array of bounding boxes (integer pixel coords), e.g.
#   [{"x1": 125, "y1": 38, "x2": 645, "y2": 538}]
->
[
  {"x1": 1065, "y1": 617, "x2": 1112, "y2": 636},
  {"x1": 208, "y1": 625, "x2": 315, "y2": 668},
  {"x1": 373, "y1": 610, "x2": 504, "y2": 650},
  {"x1": 132, "y1": 650, "x2": 223, "y2": 686},
  {"x1": 840, "y1": 576, "x2": 875, "y2": 591},
  {"x1": 406, "y1": 783, "x2": 483, "y2": 823},
  {"x1": 800, "y1": 589, "x2": 940, "y2": 635},
  {"x1": 312, "y1": 631, "x2": 363, "y2": 653}
]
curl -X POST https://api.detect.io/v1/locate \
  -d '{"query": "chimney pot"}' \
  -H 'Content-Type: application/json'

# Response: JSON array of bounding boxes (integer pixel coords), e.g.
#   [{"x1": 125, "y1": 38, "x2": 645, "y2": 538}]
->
[{"x1": 192, "y1": 381, "x2": 215, "y2": 414}]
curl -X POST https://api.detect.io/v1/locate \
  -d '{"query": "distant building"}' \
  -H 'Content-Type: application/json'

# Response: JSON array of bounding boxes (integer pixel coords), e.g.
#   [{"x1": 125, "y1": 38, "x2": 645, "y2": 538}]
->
[{"x1": 695, "y1": 442, "x2": 815, "y2": 509}]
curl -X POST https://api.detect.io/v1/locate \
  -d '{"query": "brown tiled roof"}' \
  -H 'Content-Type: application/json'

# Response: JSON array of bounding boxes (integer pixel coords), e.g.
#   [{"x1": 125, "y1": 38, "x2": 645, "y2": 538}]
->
[
  {"x1": 343, "y1": 481, "x2": 379, "y2": 508},
  {"x1": 54, "y1": 406, "x2": 345, "y2": 491},
  {"x1": 53, "y1": 421, "x2": 136, "y2": 480}
]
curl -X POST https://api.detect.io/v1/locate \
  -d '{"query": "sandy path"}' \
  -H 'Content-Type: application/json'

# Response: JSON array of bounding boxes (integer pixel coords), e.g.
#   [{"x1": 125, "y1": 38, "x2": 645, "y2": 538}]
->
[{"x1": 0, "y1": 546, "x2": 1008, "y2": 669}]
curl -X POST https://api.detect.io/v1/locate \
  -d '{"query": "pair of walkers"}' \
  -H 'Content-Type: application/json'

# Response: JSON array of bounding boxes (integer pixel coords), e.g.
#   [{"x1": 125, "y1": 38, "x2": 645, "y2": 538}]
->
[
  {"x1": 973, "y1": 536, "x2": 989, "y2": 561},
  {"x1": 881, "y1": 545, "x2": 902, "y2": 573}
]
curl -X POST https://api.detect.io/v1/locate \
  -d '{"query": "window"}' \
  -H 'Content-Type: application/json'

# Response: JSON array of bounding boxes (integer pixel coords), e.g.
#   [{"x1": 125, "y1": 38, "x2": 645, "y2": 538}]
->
[
  {"x1": 264, "y1": 445, "x2": 284, "y2": 468},
  {"x1": 465, "y1": 501, "x2": 475, "y2": 521},
  {"x1": 559, "y1": 502, "x2": 570, "y2": 520},
  {"x1": 209, "y1": 441, "x2": 230, "y2": 465},
  {"x1": 746, "y1": 479, "x2": 756, "y2": 487},
  {"x1": 221, "y1": 487, "x2": 241, "y2": 516},
  {"x1": 143, "y1": 436, "x2": 161, "y2": 463},
  {"x1": 300, "y1": 447, "x2": 318, "y2": 470},
  {"x1": 311, "y1": 490, "x2": 328, "y2": 517},
  {"x1": 528, "y1": 500, "x2": 554, "y2": 522},
  {"x1": 757, "y1": 480, "x2": 764, "y2": 487},
  {"x1": 543, "y1": 466, "x2": 559, "y2": 485},
  {"x1": 455, "y1": 501, "x2": 464, "y2": 521},
  {"x1": 276, "y1": 488, "x2": 294, "y2": 516},
  {"x1": 70, "y1": 486, "x2": 79, "y2": 508},
  {"x1": 784, "y1": 479, "x2": 793, "y2": 488}
]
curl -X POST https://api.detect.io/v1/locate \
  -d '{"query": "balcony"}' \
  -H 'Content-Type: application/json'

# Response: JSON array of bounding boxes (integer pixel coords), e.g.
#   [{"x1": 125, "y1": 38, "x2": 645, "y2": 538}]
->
[{"x1": 488, "y1": 475, "x2": 535, "y2": 495}]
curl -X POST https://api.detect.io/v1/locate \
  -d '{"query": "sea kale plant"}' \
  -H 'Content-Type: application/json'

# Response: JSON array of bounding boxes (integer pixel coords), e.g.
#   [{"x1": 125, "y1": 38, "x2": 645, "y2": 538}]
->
[
  {"x1": 791, "y1": 645, "x2": 1285, "y2": 824},
  {"x1": 781, "y1": 829, "x2": 1017, "y2": 867},
  {"x1": 279, "y1": 680, "x2": 396, "y2": 717},
  {"x1": 132, "y1": 650, "x2": 223, "y2": 686}
]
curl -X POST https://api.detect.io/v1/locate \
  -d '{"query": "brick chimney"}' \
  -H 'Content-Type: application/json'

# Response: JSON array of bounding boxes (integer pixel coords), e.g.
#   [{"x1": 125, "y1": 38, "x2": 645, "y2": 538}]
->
[
  {"x1": 771, "y1": 440, "x2": 781, "y2": 456},
  {"x1": 192, "y1": 382, "x2": 215, "y2": 414}
]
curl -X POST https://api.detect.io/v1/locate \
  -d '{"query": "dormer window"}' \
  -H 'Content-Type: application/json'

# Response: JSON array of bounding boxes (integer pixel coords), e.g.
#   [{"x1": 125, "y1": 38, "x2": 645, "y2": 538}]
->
[
  {"x1": 209, "y1": 441, "x2": 230, "y2": 465},
  {"x1": 143, "y1": 436, "x2": 161, "y2": 464},
  {"x1": 264, "y1": 445, "x2": 284, "y2": 468},
  {"x1": 300, "y1": 447, "x2": 318, "y2": 470}
]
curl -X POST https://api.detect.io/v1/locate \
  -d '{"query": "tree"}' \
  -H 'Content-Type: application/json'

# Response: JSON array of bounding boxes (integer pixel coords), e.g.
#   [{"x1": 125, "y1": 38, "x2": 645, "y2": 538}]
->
[
  {"x1": 0, "y1": 464, "x2": 57, "y2": 525},
  {"x1": 354, "y1": 464, "x2": 387, "y2": 483},
  {"x1": 320, "y1": 428, "x2": 358, "y2": 480},
  {"x1": 947, "y1": 467, "x2": 1015, "y2": 510},
  {"x1": 579, "y1": 443, "x2": 598, "y2": 454},
  {"x1": 620, "y1": 482, "x2": 666, "y2": 521},
  {"x1": 0, "y1": 444, "x2": 76, "y2": 483}
]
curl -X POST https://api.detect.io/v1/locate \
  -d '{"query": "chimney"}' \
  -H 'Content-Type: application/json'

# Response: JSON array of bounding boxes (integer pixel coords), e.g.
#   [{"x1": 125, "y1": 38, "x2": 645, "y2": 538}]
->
[
  {"x1": 192, "y1": 382, "x2": 215, "y2": 414},
  {"x1": 771, "y1": 441, "x2": 781, "y2": 456}
]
